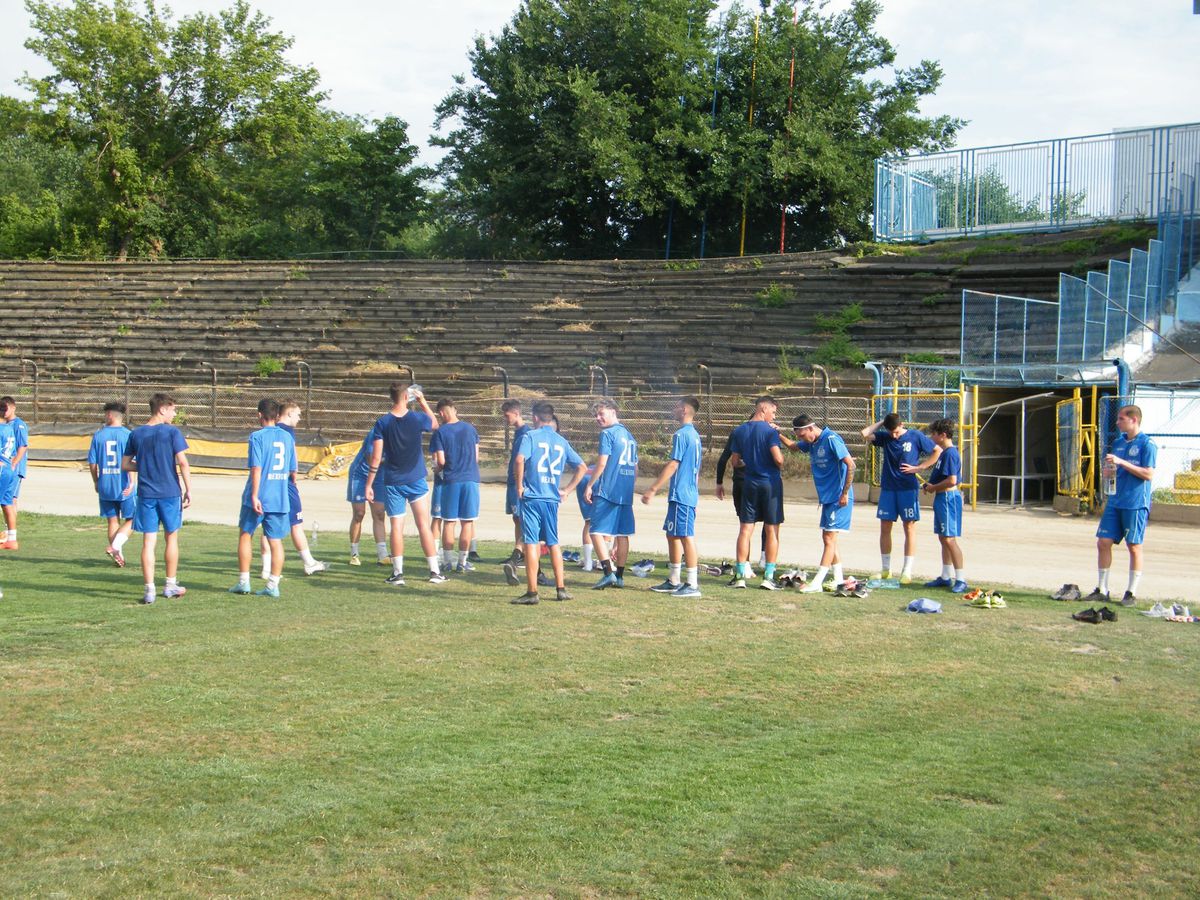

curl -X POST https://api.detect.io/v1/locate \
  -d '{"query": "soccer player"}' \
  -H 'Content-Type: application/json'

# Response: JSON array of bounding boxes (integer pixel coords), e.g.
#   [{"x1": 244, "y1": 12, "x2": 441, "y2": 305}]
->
[
  {"x1": 88, "y1": 401, "x2": 136, "y2": 567},
  {"x1": 1089, "y1": 404, "x2": 1157, "y2": 606},
  {"x1": 778, "y1": 413, "x2": 855, "y2": 593},
  {"x1": 364, "y1": 382, "x2": 445, "y2": 586},
  {"x1": 230, "y1": 398, "x2": 297, "y2": 598},
  {"x1": 716, "y1": 417, "x2": 766, "y2": 573},
  {"x1": 510, "y1": 401, "x2": 585, "y2": 604},
  {"x1": 586, "y1": 399, "x2": 638, "y2": 589},
  {"x1": 346, "y1": 425, "x2": 390, "y2": 566},
  {"x1": 642, "y1": 396, "x2": 703, "y2": 597},
  {"x1": 122, "y1": 393, "x2": 192, "y2": 604},
  {"x1": 501, "y1": 399, "x2": 532, "y2": 566},
  {"x1": 259, "y1": 399, "x2": 328, "y2": 578},
  {"x1": 920, "y1": 418, "x2": 968, "y2": 593},
  {"x1": 430, "y1": 398, "x2": 481, "y2": 573},
  {"x1": 860, "y1": 412, "x2": 941, "y2": 583},
  {"x1": 0, "y1": 396, "x2": 29, "y2": 549},
  {"x1": 576, "y1": 464, "x2": 596, "y2": 571},
  {"x1": 728, "y1": 396, "x2": 785, "y2": 589}
]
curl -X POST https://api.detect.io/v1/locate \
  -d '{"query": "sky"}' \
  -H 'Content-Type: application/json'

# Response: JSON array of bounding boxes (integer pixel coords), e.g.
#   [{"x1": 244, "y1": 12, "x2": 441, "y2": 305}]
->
[{"x1": 0, "y1": 0, "x2": 1197, "y2": 168}]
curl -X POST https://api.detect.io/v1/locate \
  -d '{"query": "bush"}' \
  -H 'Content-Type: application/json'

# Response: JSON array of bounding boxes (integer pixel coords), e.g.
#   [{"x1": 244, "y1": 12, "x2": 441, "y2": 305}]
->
[
  {"x1": 254, "y1": 356, "x2": 284, "y2": 378},
  {"x1": 755, "y1": 283, "x2": 794, "y2": 308}
]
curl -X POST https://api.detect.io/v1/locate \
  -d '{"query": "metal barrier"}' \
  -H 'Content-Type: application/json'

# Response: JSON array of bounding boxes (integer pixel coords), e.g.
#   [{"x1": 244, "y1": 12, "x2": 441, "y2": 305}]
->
[{"x1": 876, "y1": 122, "x2": 1200, "y2": 242}]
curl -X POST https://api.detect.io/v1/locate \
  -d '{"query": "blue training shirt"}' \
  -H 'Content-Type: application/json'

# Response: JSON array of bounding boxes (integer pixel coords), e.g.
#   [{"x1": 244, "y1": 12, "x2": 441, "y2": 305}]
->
[
  {"x1": 730, "y1": 420, "x2": 782, "y2": 483},
  {"x1": 667, "y1": 423, "x2": 702, "y2": 507},
  {"x1": 508, "y1": 423, "x2": 532, "y2": 488},
  {"x1": 349, "y1": 425, "x2": 381, "y2": 481},
  {"x1": 374, "y1": 411, "x2": 432, "y2": 486},
  {"x1": 927, "y1": 444, "x2": 961, "y2": 489},
  {"x1": 0, "y1": 418, "x2": 28, "y2": 469},
  {"x1": 126, "y1": 423, "x2": 188, "y2": 499},
  {"x1": 431, "y1": 420, "x2": 481, "y2": 483},
  {"x1": 520, "y1": 426, "x2": 584, "y2": 502},
  {"x1": 89, "y1": 425, "x2": 134, "y2": 501},
  {"x1": 595, "y1": 423, "x2": 638, "y2": 503},
  {"x1": 795, "y1": 427, "x2": 853, "y2": 504},
  {"x1": 242, "y1": 424, "x2": 296, "y2": 512},
  {"x1": 872, "y1": 428, "x2": 936, "y2": 492},
  {"x1": 1111, "y1": 431, "x2": 1156, "y2": 510}
]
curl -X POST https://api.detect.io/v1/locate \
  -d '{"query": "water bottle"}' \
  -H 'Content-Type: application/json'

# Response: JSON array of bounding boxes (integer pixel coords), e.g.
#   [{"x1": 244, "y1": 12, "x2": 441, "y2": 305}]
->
[
  {"x1": 1102, "y1": 464, "x2": 1117, "y2": 496},
  {"x1": 310, "y1": 520, "x2": 320, "y2": 548},
  {"x1": 407, "y1": 383, "x2": 424, "y2": 403}
]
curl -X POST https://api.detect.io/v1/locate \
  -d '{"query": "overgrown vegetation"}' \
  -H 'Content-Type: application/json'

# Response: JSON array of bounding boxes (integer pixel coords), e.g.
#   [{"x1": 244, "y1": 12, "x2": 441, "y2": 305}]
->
[
  {"x1": 755, "y1": 282, "x2": 795, "y2": 308},
  {"x1": 775, "y1": 345, "x2": 805, "y2": 384},
  {"x1": 253, "y1": 355, "x2": 284, "y2": 378},
  {"x1": 809, "y1": 302, "x2": 868, "y2": 368}
]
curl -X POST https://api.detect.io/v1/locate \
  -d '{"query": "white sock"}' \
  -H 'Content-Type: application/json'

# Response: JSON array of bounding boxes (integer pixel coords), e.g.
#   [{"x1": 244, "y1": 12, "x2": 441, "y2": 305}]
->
[
  {"x1": 145, "y1": 582, "x2": 155, "y2": 594},
  {"x1": 442, "y1": 548, "x2": 454, "y2": 567},
  {"x1": 758, "y1": 551, "x2": 767, "y2": 567},
  {"x1": 376, "y1": 541, "x2": 389, "y2": 560},
  {"x1": 832, "y1": 564, "x2": 844, "y2": 584},
  {"x1": 1127, "y1": 570, "x2": 1142, "y2": 595},
  {"x1": 267, "y1": 574, "x2": 280, "y2": 589},
  {"x1": 392, "y1": 557, "x2": 404, "y2": 576},
  {"x1": 668, "y1": 563, "x2": 682, "y2": 585},
  {"x1": 469, "y1": 539, "x2": 477, "y2": 552},
  {"x1": 112, "y1": 532, "x2": 129, "y2": 551},
  {"x1": 814, "y1": 565, "x2": 829, "y2": 586},
  {"x1": 1098, "y1": 569, "x2": 1110, "y2": 593},
  {"x1": 901, "y1": 556, "x2": 914, "y2": 576},
  {"x1": 583, "y1": 545, "x2": 593, "y2": 566},
  {"x1": 166, "y1": 577, "x2": 178, "y2": 589},
  {"x1": 8, "y1": 530, "x2": 15, "y2": 541},
  {"x1": 458, "y1": 550, "x2": 468, "y2": 566},
  {"x1": 955, "y1": 568, "x2": 966, "y2": 583},
  {"x1": 942, "y1": 564, "x2": 954, "y2": 579},
  {"x1": 350, "y1": 541, "x2": 360, "y2": 556},
  {"x1": 238, "y1": 571, "x2": 250, "y2": 586},
  {"x1": 881, "y1": 553, "x2": 892, "y2": 573},
  {"x1": 427, "y1": 556, "x2": 441, "y2": 575},
  {"x1": 686, "y1": 566, "x2": 698, "y2": 588},
  {"x1": 300, "y1": 549, "x2": 315, "y2": 566},
  {"x1": 261, "y1": 548, "x2": 272, "y2": 578}
]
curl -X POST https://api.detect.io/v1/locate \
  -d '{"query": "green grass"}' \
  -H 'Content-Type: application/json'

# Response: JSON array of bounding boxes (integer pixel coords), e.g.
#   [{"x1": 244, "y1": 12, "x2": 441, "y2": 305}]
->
[{"x1": 3, "y1": 513, "x2": 1199, "y2": 895}]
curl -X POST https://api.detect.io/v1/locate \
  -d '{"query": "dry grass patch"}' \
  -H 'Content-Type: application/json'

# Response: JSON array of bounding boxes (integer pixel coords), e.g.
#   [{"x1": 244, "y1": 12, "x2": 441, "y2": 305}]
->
[
  {"x1": 532, "y1": 296, "x2": 582, "y2": 312},
  {"x1": 559, "y1": 322, "x2": 594, "y2": 332},
  {"x1": 482, "y1": 345, "x2": 518, "y2": 354}
]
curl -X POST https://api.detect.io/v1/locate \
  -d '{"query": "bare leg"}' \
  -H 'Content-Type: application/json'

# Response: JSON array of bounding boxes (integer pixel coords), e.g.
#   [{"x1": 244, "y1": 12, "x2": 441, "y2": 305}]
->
[
  {"x1": 879, "y1": 520, "x2": 894, "y2": 555},
  {"x1": 613, "y1": 535, "x2": 629, "y2": 568},
  {"x1": 550, "y1": 545, "x2": 565, "y2": 588},
  {"x1": 682, "y1": 536, "x2": 698, "y2": 570},
  {"x1": 901, "y1": 520, "x2": 917, "y2": 557},
  {"x1": 388, "y1": 514, "x2": 407, "y2": 560},
  {"x1": 370, "y1": 503, "x2": 387, "y2": 544},
  {"x1": 763, "y1": 524, "x2": 779, "y2": 564},
  {"x1": 269, "y1": 537, "x2": 285, "y2": 576},
  {"x1": 349, "y1": 502, "x2": 366, "y2": 545},
  {"x1": 459, "y1": 520, "x2": 475, "y2": 552},
  {"x1": 238, "y1": 531, "x2": 254, "y2": 571},
  {"x1": 1097, "y1": 537, "x2": 1114, "y2": 569},
  {"x1": 820, "y1": 531, "x2": 838, "y2": 567},
  {"x1": 667, "y1": 535, "x2": 683, "y2": 565},
  {"x1": 524, "y1": 541, "x2": 540, "y2": 593},
  {"x1": 410, "y1": 496, "x2": 439, "y2": 559},
  {"x1": 736, "y1": 522, "x2": 755, "y2": 563},
  {"x1": 163, "y1": 530, "x2": 179, "y2": 580},
  {"x1": 142, "y1": 531, "x2": 158, "y2": 584}
]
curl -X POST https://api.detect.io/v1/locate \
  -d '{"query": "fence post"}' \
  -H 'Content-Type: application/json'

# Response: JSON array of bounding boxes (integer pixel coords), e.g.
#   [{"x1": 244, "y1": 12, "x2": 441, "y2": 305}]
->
[
  {"x1": 20, "y1": 359, "x2": 39, "y2": 423},
  {"x1": 697, "y1": 364, "x2": 713, "y2": 452},
  {"x1": 114, "y1": 359, "x2": 130, "y2": 411},
  {"x1": 493, "y1": 366, "x2": 510, "y2": 453},
  {"x1": 294, "y1": 361, "x2": 313, "y2": 427},
  {"x1": 198, "y1": 362, "x2": 217, "y2": 428}
]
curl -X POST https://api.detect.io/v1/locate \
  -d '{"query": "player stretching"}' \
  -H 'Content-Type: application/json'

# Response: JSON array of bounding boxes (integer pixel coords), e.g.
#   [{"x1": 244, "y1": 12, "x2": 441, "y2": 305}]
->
[
  {"x1": 122, "y1": 393, "x2": 192, "y2": 605},
  {"x1": 364, "y1": 383, "x2": 445, "y2": 586},
  {"x1": 861, "y1": 412, "x2": 940, "y2": 583},
  {"x1": 230, "y1": 399, "x2": 297, "y2": 598},
  {"x1": 259, "y1": 399, "x2": 328, "y2": 579},
  {"x1": 1089, "y1": 404, "x2": 1156, "y2": 606},
  {"x1": 346, "y1": 425, "x2": 390, "y2": 566},
  {"x1": 587, "y1": 399, "x2": 638, "y2": 589},
  {"x1": 430, "y1": 399, "x2": 481, "y2": 573},
  {"x1": 642, "y1": 396, "x2": 703, "y2": 597},
  {"x1": 89, "y1": 402, "x2": 136, "y2": 566},
  {"x1": 501, "y1": 399, "x2": 532, "y2": 567},
  {"x1": 0, "y1": 396, "x2": 29, "y2": 549},
  {"x1": 778, "y1": 413, "x2": 855, "y2": 593},
  {"x1": 511, "y1": 401, "x2": 584, "y2": 604},
  {"x1": 920, "y1": 419, "x2": 968, "y2": 593},
  {"x1": 728, "y1": 396, "x2": 785, "y2": 589}
]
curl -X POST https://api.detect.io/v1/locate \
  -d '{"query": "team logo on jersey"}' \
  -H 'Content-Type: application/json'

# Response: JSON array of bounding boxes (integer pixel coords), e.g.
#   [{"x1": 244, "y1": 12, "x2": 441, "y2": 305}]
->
[
  {"x1": 817, "y1": 447, "x2": 827, "y2": 459},
  {"x1": 1129, "y1": 447, "x2": 1140, "y2": 458}
]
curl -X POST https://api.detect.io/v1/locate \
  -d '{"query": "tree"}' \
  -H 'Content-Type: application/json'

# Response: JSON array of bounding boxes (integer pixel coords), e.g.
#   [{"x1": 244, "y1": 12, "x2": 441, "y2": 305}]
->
[{"x1": 19, "y1": 0, "x2": 325, "y2": 259}]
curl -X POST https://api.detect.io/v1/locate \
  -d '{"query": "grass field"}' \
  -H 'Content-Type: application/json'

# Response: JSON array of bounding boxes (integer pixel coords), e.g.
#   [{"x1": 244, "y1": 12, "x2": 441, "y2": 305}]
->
[{"x1": 2, "y1": 512, "x2": 1199, "y2": 897}]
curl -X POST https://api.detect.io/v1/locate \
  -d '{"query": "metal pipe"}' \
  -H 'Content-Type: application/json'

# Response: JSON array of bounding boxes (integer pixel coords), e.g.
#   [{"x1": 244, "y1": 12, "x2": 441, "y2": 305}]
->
[
  {"x1": 198, "y1": 362, "x2": 217, "y2": 428},
  {"x1": 588, "y1": 365, "x2": 608, "y2": 396},
  {"x1": 494, "y1": 366, "x2": 511, "y2": 453},
  {"x1": 1112, "y1": 358, "x2": 1131, "y2": 398},
  {"x1": 294, "y1": 361, "x2": 313, "y2": 427},
  {"x1": 114, "y1": 359, "x2": 130, "y2": 410},
  {"x1": 863, "y1": 361, "x2": 883, "y2": 420},
  {"x1": 811, "y1": 364, "x2": 831, "y2": 394},
  {"x1": 20, "y1": 359, "x2": 39, "y2": 423},
  {"x1": 697, "y1": 364, "x2": 713, "y2": 452},
  {"x1": 397, "y1": 364, "x2": 414, "y2": 387}
]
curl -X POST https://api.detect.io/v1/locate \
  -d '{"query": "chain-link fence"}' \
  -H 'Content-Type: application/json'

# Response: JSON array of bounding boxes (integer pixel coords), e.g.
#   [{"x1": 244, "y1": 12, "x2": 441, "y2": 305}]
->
[{"x1": 1099, "y1": 390, "x2": 1200, "y2": 506}]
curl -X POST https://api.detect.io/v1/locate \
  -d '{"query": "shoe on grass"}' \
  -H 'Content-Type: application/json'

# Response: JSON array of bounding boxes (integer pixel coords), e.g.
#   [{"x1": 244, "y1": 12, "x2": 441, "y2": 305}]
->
[
  {"x1": 650, "y1": 579, "x2": 681, "y2": 593},
  {"x1": 385, "y1": 573, "x2": 405, "y2": 586},
  {"x1": 799, "y1": 581, "x2": 824, "y2": 594},
  {"x1": 925, "y1": 577, "x2": 952, "y2": 589},
  {"x1": 163, "y1": 585, "x2": 187, "y2": 599},
  {"x1": 1084, "y1": 588, "x2": 1110, "y2": 604},
  {"x1": 428, "y1": 572, "x2": 448, "y2": 584},
  {"x1": 899, "y1": 572, "x2": 913, "y2": 585},
  {"x1": 554, "y1": 588, "x2": 572, "y2": 602},
  {"x1": 106, "y1": 546, "x2": 125, "y2": 568},
  {"x1": 728, "y1": 577, "x2": 747, "y2": 589},
  {"x1": 511, "y1": 591, "x2": 539, "y2": 605},
  {"x1": 303, "y1": 560, "x2": 330, "y2": 575},
  {"x1": 1141, "y1": 602, "x2": 1169, "y2": 617},
  {"x1": 950, "y1": 580, "x2": 970, "y2": 594},
  {"x1": 228, "y1": 582, "x2": 252, "y2": 595},
  {"x1": 537, "y1": 571, "x2": 552, "y2": 587},
  {"x1": 1120, "y1": 590, "x2": 1136, "y2": 607},
  {"x1": 593, "y1": 572, "x2": 617, "y2": 590},
  {"x1": 1051, "y1": 583, "x2": 1079, "y2": 601},
  {"x1": 962, "y1": 588, "x2": 983, "y2": 603},
  {"x1": 614, "y1": 575, "x2": 625, "y2": 588},
  {"x1": 760, "y1": 578, "x2": 779, "y2": 591},
  {"x1": 1099, "y1": 606, "x2": 1118, "y2": 621},
  {"x1": 140, "y1": 591, "x2": 155, "y2": 605},
  {"x1": 255, "y1": 585, "x2": 280, "y2": 598},
  {"x1": 349, "y1": 554, "x2": 361, "y2": 567},
  {"x1": 468, "y1": 550, "x2": 482, "y2": 563},
  {"x1": 502, "y1": 561, "x2": 521, "y2": 586},
  {"x1": 1072, "y1": 607, "x2": 1102, "y2": 624},
  {"x1": 673, "y1": 584, "x2": 701, "y2": 598}
]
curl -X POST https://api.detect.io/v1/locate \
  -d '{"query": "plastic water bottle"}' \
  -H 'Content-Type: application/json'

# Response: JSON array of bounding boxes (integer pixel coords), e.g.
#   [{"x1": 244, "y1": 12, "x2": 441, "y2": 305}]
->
[
  {"x1": 310, "y1": 521, "x2": 320, "y2": 548},
  {"x1": 1102, "y1": 464, "x2": 1117, "y2": 496},
  {"x1": 407, "y1": 383, "x2": 424, "y2": 403}
]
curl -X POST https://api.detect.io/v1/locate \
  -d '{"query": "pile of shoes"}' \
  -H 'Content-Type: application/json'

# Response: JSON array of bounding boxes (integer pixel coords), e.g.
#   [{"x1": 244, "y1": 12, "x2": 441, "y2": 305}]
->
[
  {"x1": 1051, "y1": 583, "x2": 1082, "y2": 601},
  {"x1": 1072, "y1": 606, "x2": 1117, "y2": 623},
  {"x1": 629, "y1": 559, "x2": 656, "y2": 577},
  {"x1": 702, "y1": 563, "x2": 725, "y2": 577},
  {"x1": 965, "y1": 589, "x2": 1007, "y2": 609},
  {"x1": 562, "y1": 550, "x2": 581, "y2": 563},
  {"x1": 775, "y1": 569, "x2": 810, "y2": 589},
  {"x1": 832, "y1": 577, "x2": 870, "y2": 598},
  {"x1": 1161, "y1": 603, "x2": 1197, "y2": 622}
]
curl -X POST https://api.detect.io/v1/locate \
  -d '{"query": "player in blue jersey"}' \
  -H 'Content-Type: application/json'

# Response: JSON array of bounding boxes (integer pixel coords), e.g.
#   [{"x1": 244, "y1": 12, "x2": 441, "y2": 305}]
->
[
  {"x1": 920, "y1": 418, "x2": 968, "y2": 594},
  {"x1": 501, "y1": 399, "x2": 532, "y2": 566},
  {"x1": 586, "y1": 399, "x2": 638, "y2": 589},
  {"x1": 575, "y1": 465, "x2": 598, "y2": 571},
  {"x1": 430, "y1": 399, "x2": 482, "y2": 574},
  {"x1": 779, "y1": 413, "x2": 856, "y2": 593},
  {"x1": 122, "y1": 393, "x2": 192, "y2": 605},
  {"x1": 0, "y1": 396, "x2": 29, "y2": 550},
  {"x1": 364, "y1": 382, "x2": 445, "y2": 586},
  {"x1": 1088, "y1": 404, "x2": 1157, "y2": 606},
  {"x1": 345, "y1": 423, "x2": 390, "y2": 566},
  {"x1": 728, "y1": 396, "x2": 785, "y2": 589},
  {"x1": 642, "y1": 397, "x2": 703, "y2": 597},
  {"x1": 88, "y1": 401, "x2": 137, "y2": 567},
  {"x1": 229, "y1": 398, "x2": 298, "y2": 598},
  {"x1": 509, "y1": 401, "x2": 585, "y2": 604},
  {"x1": 861, "y1": 412, "x2": 941, "y2": 583},
  {"x1": 258, "y1": 399, "x2": 329, "y2": 580}
]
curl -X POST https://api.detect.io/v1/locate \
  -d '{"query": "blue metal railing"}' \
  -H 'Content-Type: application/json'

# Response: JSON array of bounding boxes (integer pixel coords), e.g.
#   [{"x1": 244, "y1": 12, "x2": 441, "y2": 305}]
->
[{"x1": 877, "y1": 122, "x2": 1200, "y2": 242}]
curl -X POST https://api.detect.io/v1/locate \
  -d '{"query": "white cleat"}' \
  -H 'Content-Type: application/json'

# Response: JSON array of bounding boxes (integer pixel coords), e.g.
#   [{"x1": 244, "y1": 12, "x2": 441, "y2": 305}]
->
[{"x1": 303, "y1": 560, "x2": 330, "y2": 575}]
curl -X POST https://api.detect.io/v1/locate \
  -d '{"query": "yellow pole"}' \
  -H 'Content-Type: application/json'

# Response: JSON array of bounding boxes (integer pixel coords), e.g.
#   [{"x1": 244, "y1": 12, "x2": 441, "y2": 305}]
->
[
  {"x1": 971, "y1": 384, "x2": 979, "y2": 510},
  {"x1": 738, "y1": 14, "x2": 760, "y2": 257}
]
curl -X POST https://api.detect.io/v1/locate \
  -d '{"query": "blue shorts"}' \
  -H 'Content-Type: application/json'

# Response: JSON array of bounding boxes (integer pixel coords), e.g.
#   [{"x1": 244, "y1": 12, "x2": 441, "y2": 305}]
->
[
  {"x1": 287, "y1": 482, "x2": 303, "y2": 527},
  {"x1": 99, "y1": 495, "x2": 136, "y2": 520},
  {"x1": 430, "y1": 477, "x2": 444, "y2": 519},
  {"x1": 590, "y1": 496, "x2": 635, "y2": 536},
  {"x1": 134, "y1": 496, "x2": 183, "y2": 534},
  {"x1": 663, "y1": 501, "x2": 696, "y2": 538},
  {"x1": 239, "y1": 505, "x2": 290, "y2": 540},
  {"x1": 441, "y1": 481, "x2": 480, "y2": 521},
  {"x1": 0, "y1": 466, "x2": 18, "y2": 506},
  {"x1": 819, "y1": 496, "x2": 853, "y2": 532},
  {"x1": 740, "y1": 479, "x2": 784, "y2": 525},
  {"x1": 13, "y1": 475, "x2": 23, "y2": 498},
  {"x1": 506, "y1": 482, "x2": 520, "y2": 517},
  {"x1": 877, "y1": 488, "x2": 920, "y2": 522},
  {"x1": 347, "y1": 475, "x2": 368, "y2": 504},
  {"x1": 577, "y1": 493, "x2": 594, "y2": 522},
  {"x1": 933, "y1": 491, "x2": 963, "y2": 538},
  {"x1": 520, "y1": 498, "x2": 560, "y2": 546},
  {"x1": 384, "y1": 479, "x2": 428, "y2": 518},
  {"x1": 1097, "y1": 504, "x2": 1148, "y2": 545}
]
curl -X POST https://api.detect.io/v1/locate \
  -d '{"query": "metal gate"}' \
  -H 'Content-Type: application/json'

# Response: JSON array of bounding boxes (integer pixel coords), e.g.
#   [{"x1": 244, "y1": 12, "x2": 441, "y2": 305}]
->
[
  {"x1": 1056, "y1": 387, "x2": 1098, "y2": 510},
  {"x1": 871, "y1": 386, "x2": 977, "y2": 507}
]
